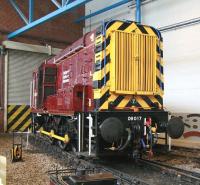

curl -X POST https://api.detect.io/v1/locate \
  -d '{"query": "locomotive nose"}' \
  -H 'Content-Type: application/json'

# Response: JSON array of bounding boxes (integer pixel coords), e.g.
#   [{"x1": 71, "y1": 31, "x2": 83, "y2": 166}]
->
[
  {"x1": 100, "y1": 117, "x2": 125, "y2": 143},
  {"x1": 167, "y1": 117, "x2": 185, "y2": 139}
]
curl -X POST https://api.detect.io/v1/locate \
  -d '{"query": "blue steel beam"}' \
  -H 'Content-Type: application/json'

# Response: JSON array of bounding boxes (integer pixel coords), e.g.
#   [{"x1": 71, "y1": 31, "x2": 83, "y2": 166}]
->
[
  {"x1": 29, "y1": 0, "x2": 34, "y2": 23},
  {"x1": 136, "y1": 0, "x2": 141, "y2": 23},
  {"x1": 8, "y1": 0, "x2": 92, "y2": 39},
  {"x1": 51, "y1": 0, "x2": 61, "y2": 8},
  {"x1": 76, "y1": 0, "x2": 132, "y2": 22},
  {"x1": 62, "y1": 0, "x2": 69, "y2": 6},
  {"x1": 9, "y1": 0, "x2": 28, "y2": 24}
]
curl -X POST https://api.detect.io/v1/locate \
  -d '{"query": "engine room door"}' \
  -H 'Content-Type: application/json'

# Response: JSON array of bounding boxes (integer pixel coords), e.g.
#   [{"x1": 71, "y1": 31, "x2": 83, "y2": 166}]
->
[{"x1": 73, "y1": 85, "x2": 92, "y2": 112}]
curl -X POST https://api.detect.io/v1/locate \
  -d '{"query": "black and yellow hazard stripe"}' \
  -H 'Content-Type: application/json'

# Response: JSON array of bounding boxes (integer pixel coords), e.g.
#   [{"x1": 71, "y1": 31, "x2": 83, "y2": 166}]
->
[
  {"x1": 93, "y1": 20, "x2": 164, "y2": 111},
  {"x1": 7, "y1": 105, "x2": 31, "y2": 132},
  {"x1": 156, "y1": 41, "x2": 164, "y2": 94},
  {"x1": 104, "y1": 94, "x2": 163, "y2": 110}
]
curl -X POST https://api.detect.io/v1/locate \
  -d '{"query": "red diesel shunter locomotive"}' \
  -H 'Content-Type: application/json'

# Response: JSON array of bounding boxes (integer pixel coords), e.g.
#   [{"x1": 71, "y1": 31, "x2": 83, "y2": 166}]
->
[{"x1": 31, "y1": 20, "x2": 184, "y2": 157}]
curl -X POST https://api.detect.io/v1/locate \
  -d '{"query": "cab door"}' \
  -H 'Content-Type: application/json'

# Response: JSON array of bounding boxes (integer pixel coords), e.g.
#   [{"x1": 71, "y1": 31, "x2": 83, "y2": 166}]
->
[{"x1": 37, "y1": 63, "x2": 57, "y2": 109}]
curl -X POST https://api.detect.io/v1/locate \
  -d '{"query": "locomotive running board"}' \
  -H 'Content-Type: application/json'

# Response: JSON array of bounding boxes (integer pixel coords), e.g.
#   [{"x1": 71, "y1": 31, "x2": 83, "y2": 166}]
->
[{"x1": 40, "y1": 128, "x2": 70, "y2": 143}]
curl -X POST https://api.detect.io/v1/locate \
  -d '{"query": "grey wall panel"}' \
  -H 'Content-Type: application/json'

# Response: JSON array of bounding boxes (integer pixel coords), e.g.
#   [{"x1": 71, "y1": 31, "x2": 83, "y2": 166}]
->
[
  {"x1": 8, "y1": 49, "x2": 49, "y2": 105},
  {"x1": 85, "y1": 0, "x2": 200, "y2": 32}
]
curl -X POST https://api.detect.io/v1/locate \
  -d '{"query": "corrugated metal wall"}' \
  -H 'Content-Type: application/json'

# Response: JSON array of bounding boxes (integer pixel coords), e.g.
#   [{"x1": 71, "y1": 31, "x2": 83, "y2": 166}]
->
[
  {"x1": 7, "y1": 49, "x2": 48, "y2": 132},
  {"x1": 0, "y1": 50, "x2": 4, "y2": 132},
  {"x1": 8, "y1": 49, "x2": 48, "y2": 105}
]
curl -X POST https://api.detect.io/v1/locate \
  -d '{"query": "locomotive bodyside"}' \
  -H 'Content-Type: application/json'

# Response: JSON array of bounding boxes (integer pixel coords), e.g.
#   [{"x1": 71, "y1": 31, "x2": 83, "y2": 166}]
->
[
  {"x1": 31, "y1": 31, "x2": 96, "y2": 114},
  {"x1": 31, "y1": 20, "x2": 184, "y2": 157}
]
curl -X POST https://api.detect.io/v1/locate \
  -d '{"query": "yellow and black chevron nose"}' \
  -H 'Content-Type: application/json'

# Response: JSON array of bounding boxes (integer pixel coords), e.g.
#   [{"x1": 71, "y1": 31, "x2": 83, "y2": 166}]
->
[
  {"x1": 7, "y1": 105, "x2": 31, "y2": 132},
  {"x1": 93, "y1": 20, "x2": 164, "y2": 111}
]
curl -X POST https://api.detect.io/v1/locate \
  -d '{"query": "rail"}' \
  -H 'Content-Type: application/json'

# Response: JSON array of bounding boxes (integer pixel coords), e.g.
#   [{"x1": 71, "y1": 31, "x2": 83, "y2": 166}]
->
[{"x1": 28, "y1": 134, "x2": 200, "y2": 185}]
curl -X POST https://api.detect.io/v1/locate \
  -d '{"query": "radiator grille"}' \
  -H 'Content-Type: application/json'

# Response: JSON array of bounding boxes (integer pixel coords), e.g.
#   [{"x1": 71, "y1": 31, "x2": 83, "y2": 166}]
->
[{"x1": 111, "y1": 31, "x2": 157, "y2": 95}]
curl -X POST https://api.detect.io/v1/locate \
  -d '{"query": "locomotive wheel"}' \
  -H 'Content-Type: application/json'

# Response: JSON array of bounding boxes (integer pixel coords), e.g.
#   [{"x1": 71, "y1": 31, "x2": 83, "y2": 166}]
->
[
  {"x1": 48, "y1": 135, "x2": 56, "y2": 145},
  {"x1": 32, "y1": 114, "x2": 44, "y2": 132},
  {"x1": 33, "y1": 122, "x2": 41, "y2": 131},
  {"x1": 56, "y1": 117, "x2": 78, "y2": 151},
  {"x1": 58, "y1": 119, "x2": 69, "y2": 150},
  {"x1": 68, "y1": 138, "x2": 77, "y2": 153},
  {"x1": 58, "y1": 139, "x2": 69, "y2": 150},
  {"x1": 71, "y1": 143, "x2": 77, "y2": 153},
  {"x1": 43, "y1": 116, "x2": 56, "y2": 144},
  {"x1": 58, "y1": 141, "x2": 77, "y2": 153}
]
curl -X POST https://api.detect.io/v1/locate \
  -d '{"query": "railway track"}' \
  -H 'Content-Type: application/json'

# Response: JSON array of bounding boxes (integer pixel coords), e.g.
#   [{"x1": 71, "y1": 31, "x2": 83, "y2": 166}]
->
[
  {"x1": 154, "y1": 145, "x2": 200, "y2": 163},
  {"x1": 139, "y1": 158, "x2": 200, "y2": 185},
  {"x1": 28, "y1": 134, "x2": 200, "y2": 185},
  {"x1": 29, "y1": 134, "x2": 148, "y2": 185}
]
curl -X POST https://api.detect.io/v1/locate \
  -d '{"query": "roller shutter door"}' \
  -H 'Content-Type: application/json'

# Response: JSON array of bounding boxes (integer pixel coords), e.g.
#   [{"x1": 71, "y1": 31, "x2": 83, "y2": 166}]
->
[{"x1": 7, "y1": 49, "x2": 48, "y2": 131}]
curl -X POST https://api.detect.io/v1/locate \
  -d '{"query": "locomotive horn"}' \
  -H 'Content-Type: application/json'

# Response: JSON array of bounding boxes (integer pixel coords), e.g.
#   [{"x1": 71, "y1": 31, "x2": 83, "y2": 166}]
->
[{"x1": 167, "y1": 117, "x2": 184, "y2": 139}]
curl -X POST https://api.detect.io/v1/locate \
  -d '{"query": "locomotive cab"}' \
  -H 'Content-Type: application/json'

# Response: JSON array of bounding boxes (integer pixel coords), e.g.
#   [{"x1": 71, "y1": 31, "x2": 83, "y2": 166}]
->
[{"x1": 31, "y1": 63, "x2": 57, "y2": 110}]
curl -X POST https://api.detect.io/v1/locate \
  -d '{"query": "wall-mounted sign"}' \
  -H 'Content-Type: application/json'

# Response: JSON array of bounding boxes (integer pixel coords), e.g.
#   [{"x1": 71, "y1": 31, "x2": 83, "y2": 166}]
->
[{"x1": 62, "y1": 70, "x2": 70, "y2": 84}]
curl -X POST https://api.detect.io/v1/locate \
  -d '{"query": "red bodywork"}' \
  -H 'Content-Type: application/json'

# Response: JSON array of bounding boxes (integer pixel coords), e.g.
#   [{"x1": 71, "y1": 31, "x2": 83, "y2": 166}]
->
[{"x1": 31, "y1": 31, "x2": 96, "y2": 115}]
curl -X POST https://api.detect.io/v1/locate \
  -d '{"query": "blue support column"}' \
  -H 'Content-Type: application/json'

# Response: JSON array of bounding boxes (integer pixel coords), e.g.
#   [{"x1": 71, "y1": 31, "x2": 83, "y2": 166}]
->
[
  {"x1": 9, "y1": 0, "x2": 28, "y2": 24},
  {"x1": 62, "y1": 0, "x2": 68, "y2": 6},
  {"x1": 51, "y1": 0, "x2": 61, "y2": 8},
  {"x1": 29, "y1": 0, "x2": 34, "y2": 23},
  {"x1": 136, "y1": 0, "x2": 141, "y2": 23},
  {"x1": 8, "y1": 0, "x2": 92, "y2": 39},
  {"x1": 76, "y1": 0, "x2": 132, "y2": 22}
]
